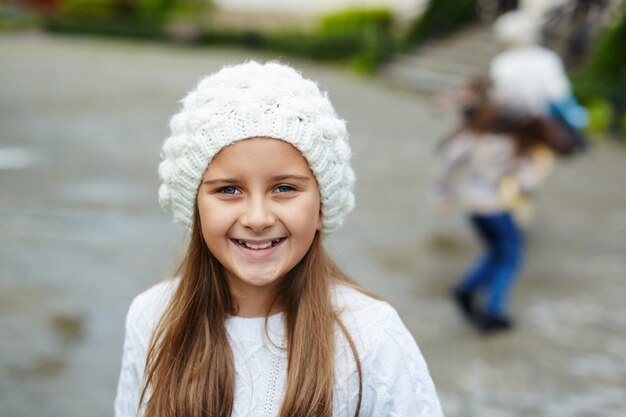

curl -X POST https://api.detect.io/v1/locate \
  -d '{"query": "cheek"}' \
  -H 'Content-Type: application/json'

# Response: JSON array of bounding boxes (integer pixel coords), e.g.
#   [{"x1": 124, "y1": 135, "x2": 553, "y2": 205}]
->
[
  {"x1": 197, "y1": 199, "x2": 232, "y2": 238},
  {"x1": 285, "y1": 199, "x2": 322, "y2": 235}
]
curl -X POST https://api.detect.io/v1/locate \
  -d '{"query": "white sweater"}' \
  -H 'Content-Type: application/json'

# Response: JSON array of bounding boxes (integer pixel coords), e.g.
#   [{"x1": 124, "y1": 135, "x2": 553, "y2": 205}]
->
[
  {"x1": 434, "y1": 131, "x2": 544, "y2": 214},
  {"x1": 114, "y1": 280, "x2": 444, "y2": 417}
]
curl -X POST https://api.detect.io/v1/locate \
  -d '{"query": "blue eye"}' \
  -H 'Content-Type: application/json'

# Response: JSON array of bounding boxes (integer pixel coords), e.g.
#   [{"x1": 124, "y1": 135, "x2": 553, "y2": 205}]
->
[
  {"x1": 275, "y1": 185, "x2": 295, "y2": 193},
  {"x1": 219, "y1": 186, "x2": 239, "y2": 195}
]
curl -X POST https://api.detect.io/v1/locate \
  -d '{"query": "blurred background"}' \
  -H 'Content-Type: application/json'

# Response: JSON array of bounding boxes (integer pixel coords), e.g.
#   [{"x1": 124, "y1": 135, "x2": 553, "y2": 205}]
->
[{"x1": 1, "y1": 0, "x2": 625, "y2": 416}]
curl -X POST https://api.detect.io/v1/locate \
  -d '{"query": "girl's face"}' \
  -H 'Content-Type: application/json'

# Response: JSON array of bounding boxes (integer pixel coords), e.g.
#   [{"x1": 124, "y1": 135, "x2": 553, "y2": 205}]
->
[{"x1": 197, "y1": 137, "x2": 322, "y2": 310}]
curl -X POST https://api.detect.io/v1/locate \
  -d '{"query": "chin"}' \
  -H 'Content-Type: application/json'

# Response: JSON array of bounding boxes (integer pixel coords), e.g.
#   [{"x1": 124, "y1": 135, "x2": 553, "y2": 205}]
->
[
  {"x1": 235, "y1": 267, "x2": 285, "y2": 288},
  {"x1": 245, "y1": 275, "x2": 283, "y2": 288}
]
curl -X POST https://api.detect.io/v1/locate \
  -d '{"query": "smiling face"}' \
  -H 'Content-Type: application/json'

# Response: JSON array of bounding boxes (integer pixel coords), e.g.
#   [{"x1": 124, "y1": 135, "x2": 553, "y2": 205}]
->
[{"x1": 196, "y1": 137, "x2": 322, "y2": 315}]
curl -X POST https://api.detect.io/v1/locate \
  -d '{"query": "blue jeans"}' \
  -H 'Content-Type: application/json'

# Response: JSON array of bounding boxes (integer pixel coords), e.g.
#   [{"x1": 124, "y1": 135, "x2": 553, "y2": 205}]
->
[{"x1": 457, "y1": 212, "x2": 524, "y2": 317}]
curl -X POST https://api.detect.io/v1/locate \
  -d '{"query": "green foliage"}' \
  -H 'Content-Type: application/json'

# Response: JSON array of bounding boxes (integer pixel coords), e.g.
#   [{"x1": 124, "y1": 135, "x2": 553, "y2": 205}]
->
[
  {"x1": 135, "y1": 0, "x2": 175, "y2": 22},
  {"x1": 59, "y1": 0, "x2": 119, "y2": 20},
  {"x1": 167, "y1": 0, "x2": 212, "y2": 23},
  {"x1": 0, "y1": 4, "x2": 40, "y2": 31},
  {"x1": 319, "y1": 8, "x2": 393, "y2": 35},
  {"x1": 56, "y1": 0, "x2": 179, "y2": 22},
  {"x1": 585, "y1": 99, "x2": 613, "y2": 133},
  {"x1": 572, "y1": 5, "x2": 626, "y2": 137},
  {"x1": 570, "y1": 67, "x2": 597, "y2": 103},
  {"x1": 263, "y1": 30, "x2": 358, "y2": 60},
  {"x1": 200, "y1": 9, "x2": 394, "y2": 73},
  {"x1": 403, "y1": 0, "x2": 479, "y2": 50},
  {"x1": 44, "y1": 16, "x2": 164, "y2": 38},
  {"x1": 201, "y1": 29, "x2": 266, "y2": 48},
  {"x1": 348, "y1": 24, "x2": 392, "y2": 74},
  {"x1": 260, "y1": 9, "x2": 394, "y2": 74},
  {"x1": 44, "y1": 4, "x2": 393, "y2": 73},
  {"x1": 320, "y1": 9, "x2": 394, "y2": 73},
  {"x1": 588, "y1": 6, "x2": 626, "y2": 97},
  {"x1": 46, "y1": 0, "x2": 212, "y2": 38}
]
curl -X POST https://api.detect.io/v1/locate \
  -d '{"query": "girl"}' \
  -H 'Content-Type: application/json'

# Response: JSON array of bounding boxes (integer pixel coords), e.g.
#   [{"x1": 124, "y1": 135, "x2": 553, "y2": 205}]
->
[
  {"x1": 434, "y1": 91, "x2": 576, "y2": 334},
  {"x1": 114, "y1": 61, "x2": 444, "y2": 417}
]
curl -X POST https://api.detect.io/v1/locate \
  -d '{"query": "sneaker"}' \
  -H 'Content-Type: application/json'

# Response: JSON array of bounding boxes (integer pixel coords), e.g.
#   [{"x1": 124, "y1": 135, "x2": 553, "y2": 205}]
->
[
  {"x1": 475, "y1": 312, "x2": 514, "y2": 334},
  {"x1": 451, "y1": 288, "x2": 476, "y2": 319}
]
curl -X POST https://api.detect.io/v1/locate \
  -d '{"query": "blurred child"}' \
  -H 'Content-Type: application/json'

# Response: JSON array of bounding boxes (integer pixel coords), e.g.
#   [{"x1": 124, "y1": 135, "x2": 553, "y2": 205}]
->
[{"x1": 434, "y1": 96, "x2": 576, "y2": 334}]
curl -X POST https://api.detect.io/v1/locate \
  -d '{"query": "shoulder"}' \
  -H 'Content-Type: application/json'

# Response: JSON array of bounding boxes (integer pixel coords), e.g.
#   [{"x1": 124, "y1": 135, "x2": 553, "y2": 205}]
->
[
  {"x1": 445, "y1": 131, "x2": 478, "y2": 146},
  {"x1": 332, "y1": 283, "x2": 395, "y2": 323},
  {"x1": 115, "y1": 280, "x2": 179, "y2": 417},
  {"x1": 129, "y1": 279, "x2": 178, "y2": 318},
  {"x1": 332, "y1": 284, "x2": 410, "y2": 359},
  {"x1": 332, "y1": 285, "x2": 444, "y2": 416},
  {"x1": 438, "y1": 131, "x2": 478, "y2": 157},
  {"x1": 125, "y1": 278, "x2": 179, "y2": 339}
]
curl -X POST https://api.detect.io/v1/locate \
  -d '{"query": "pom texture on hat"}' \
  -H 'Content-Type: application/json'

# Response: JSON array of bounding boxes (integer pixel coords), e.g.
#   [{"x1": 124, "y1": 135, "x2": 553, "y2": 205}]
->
[{"x1": 158, "y1": 61, "x2": 355, "y2": 234}]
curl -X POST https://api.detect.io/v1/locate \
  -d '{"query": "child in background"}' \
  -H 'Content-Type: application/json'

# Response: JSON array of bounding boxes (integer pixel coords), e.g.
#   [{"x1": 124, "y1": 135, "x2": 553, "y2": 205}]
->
[
  {"x1": 434, "y1": 95, "x2": 575, "y2": 334},
  {"x1": 114, "y1": 61, "x2": 444, "y2": 417}
]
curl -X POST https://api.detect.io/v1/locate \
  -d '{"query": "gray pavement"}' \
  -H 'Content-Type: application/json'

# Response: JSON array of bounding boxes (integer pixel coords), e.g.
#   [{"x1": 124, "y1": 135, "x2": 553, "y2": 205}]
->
[{"x1": 1, "y1": 32, "x2": 625, "y2": 417}]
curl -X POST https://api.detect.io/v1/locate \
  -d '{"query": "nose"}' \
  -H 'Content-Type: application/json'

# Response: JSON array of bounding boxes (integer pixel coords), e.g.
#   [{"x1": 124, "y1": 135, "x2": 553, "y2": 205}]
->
[{"x1": 240, "y1": 196, "x2": 275, "y2": 232}]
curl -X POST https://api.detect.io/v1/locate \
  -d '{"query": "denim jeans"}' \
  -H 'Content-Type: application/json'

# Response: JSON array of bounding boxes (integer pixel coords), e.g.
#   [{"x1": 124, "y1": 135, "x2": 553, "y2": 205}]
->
[{"x1": 457, "y1": 212, "x2": 524, "y2": 317}]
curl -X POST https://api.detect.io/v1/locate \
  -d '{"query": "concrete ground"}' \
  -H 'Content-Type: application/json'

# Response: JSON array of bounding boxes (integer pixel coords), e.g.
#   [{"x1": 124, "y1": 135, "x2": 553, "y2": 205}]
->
[{"x1": 1, "y1": 32, "x2": 625, "y2": 417}]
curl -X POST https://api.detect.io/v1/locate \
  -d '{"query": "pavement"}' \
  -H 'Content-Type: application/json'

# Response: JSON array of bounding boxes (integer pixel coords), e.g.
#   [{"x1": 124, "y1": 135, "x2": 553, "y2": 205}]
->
[{"x1": 1, "y1": 32, "x2": 625, "y2": 417}]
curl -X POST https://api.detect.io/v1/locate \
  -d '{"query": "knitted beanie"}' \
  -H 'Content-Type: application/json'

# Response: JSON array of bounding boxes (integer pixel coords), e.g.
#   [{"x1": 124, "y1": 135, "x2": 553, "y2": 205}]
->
[{"x1": 158, "y1": 61, "x2": 355, "y2": 234}]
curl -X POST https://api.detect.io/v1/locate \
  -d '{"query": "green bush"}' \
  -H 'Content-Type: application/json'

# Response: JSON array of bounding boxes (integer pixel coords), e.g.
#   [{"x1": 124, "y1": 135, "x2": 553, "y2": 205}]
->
[
  {"x1": 59, "y1": 0, "x2": 119, "y2": 20},
  {"x1": 261, "y1": 9, "x2": 394, "y2": 73},
  {"x1": 60, "y1": 0, "x2": 176, "y2": 21},
  {"x1": 166, "y1": 0, "x2": 212, "y2": 23},
  {"x1": 321, "y1": 9, "x2": 394, "y2": 73},
  {"x1": 587, "y1": 7, "x2": 626, "y2": 97},
  {"x1": 136, "y1": 0, "x2": 175, "y2": 22},
  {"x1": 319, "y1": 8, "x2": 393, "y2": 35},
  {"x1": 46, "y1": 0, "x2": 208, "y2": 38},
  {"x1": 264, "y1": 31, "x2": 359, "y2": 60},
  {"x1": 0, "y1": 4, "x2": 40, "y2": 31},
  {"x1": 572, "y1": 5, "x2": 626, "y2": 138},
  {"x1": 44, "y1": 16, "x2": 164, "y2": 38},
  {"x1": 585, "y1": 99, "x2": 613, "y2": 134},
  {"x1": 45, "y1": 4, "x2": 394, "y2": 74},
  {"x1": 56, "y1": 0, "x2": 176, "y2": 22},
  {"x1": 201, "y1": 9, "x2": 394, "y2": 73},
  {"x1": 403, "y1": 0, "x2": 479, "y2": 50}
]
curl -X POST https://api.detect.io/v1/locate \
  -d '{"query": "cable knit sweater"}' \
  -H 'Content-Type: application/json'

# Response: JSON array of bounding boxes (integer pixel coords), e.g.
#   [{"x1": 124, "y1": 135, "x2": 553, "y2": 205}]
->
[{"x1": 114, "y1": 280, "x2": 444, "y2": 417}]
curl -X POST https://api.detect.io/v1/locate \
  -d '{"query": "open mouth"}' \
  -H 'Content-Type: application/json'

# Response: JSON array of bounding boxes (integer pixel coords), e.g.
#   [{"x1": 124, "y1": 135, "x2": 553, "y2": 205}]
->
[{"x1": 234, "y1": 238, "x2": 285, "y2": 250}]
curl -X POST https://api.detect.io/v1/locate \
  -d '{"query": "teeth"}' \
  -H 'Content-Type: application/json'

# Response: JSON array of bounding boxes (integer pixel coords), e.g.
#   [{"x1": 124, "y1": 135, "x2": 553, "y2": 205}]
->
[{"x1": 237, "y1": 239, "x2": 281, "y2": 250}]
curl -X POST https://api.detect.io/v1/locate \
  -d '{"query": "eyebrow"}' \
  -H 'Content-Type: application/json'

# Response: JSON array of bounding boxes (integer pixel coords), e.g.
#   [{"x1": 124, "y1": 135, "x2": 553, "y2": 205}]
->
[
  {"x1": 272, "y1": 175, "x2": 311, "y2": 182},
  {"x1": 202, "y1": 177, "x2": 240, "y2": 185},
  {"x1": 202, "y1": 175, "x2": 311, "y2": 185}
]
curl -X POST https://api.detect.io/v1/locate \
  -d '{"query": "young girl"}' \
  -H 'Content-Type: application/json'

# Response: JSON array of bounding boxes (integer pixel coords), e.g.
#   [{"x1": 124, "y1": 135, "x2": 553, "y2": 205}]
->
[{"x1": 114, "y1": 61, "x2": 443, "y2": 417}]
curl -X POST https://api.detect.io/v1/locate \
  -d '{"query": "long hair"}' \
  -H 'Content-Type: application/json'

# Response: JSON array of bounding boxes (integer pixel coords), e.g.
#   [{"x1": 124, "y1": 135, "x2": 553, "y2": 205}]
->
[
  {"x1": 438, "y1": 77, "x2": 582, "y2": 157},
  {"x1": 141, "y1": 205, "x2": 366, "y2": 417},
  {"x1": 446, "y1": 98, "x2": 580, "y2": 157},
  {"x1": 465, "y1": 103, "x2": 576, "y2": 156}
]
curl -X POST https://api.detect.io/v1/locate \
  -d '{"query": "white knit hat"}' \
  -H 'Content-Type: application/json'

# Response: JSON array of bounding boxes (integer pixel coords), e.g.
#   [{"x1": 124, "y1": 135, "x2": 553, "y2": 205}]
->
[{"x1": 158, "y1": 61, "x2": 355, "y2": 234}]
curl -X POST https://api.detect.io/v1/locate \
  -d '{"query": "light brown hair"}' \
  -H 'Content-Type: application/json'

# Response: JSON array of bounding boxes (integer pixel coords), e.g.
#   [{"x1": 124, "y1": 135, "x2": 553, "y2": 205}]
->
[
  {"x1": 140, "y1": 206, "x2": 368, "y2": 417},
  {"x1": 447, "y1": 78, "x2": 580, "y2": 157}
]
